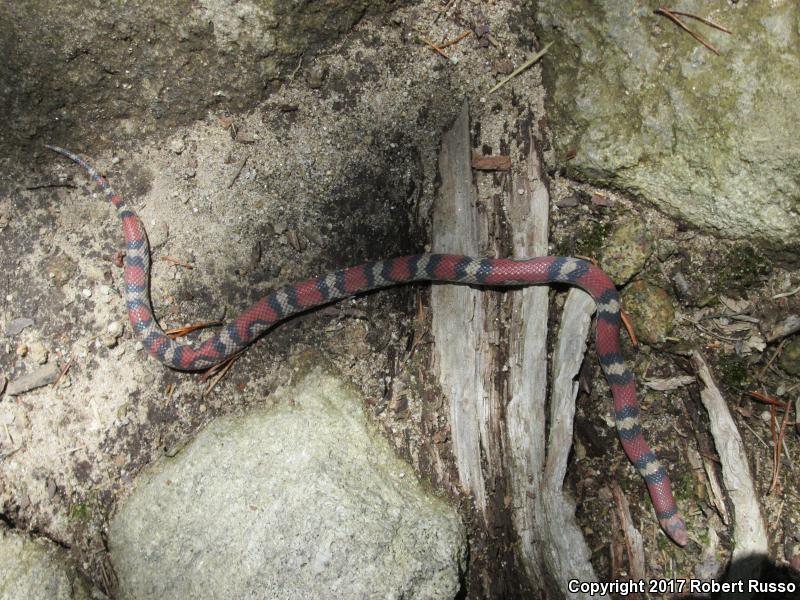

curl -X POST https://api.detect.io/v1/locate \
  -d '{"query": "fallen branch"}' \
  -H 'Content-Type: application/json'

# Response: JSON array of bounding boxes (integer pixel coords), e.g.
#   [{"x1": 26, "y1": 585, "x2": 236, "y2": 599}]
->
[
  {"x1": 688, "y1": 446, "x2": 729, "y2": 524},
  {"x1": 611, "y1": 481, "x2": 646, "y2": 583},
  {"x1": 766, "y1": 315, "x2": 800, "y2": 342},
  {"x1": 692, "y1": 350, "x2": 768, "y2": 566},
  {"x1": 540, "y1": 288, "x2": 601, "y2": 588}
]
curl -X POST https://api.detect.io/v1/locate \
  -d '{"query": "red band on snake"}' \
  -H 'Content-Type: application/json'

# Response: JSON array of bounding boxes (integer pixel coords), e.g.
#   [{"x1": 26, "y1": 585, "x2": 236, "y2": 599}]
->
[{"x1": 46, "y1": 145, "x2": 689, "y2": 547}]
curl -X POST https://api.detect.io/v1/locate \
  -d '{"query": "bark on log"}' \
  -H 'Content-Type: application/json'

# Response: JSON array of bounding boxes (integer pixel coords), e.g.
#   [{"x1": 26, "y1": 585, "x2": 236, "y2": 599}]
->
[
  {"x1": 432, "y1": 103, "x2": 604, "y2": 597},
  {"x1": 507, "y1": 137, "x2": 603, "y2": 595},
  {"x1": 431, "y1": 101, "x2": 495, "y2": 516},
  {"x1": 693, "y1": 351, "x2": 768, "y2": 593}
]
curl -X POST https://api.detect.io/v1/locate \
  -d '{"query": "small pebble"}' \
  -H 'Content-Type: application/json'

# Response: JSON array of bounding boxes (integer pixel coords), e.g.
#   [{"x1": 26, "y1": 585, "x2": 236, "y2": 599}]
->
[
  {"x1": 574, "y1": 439, "x2": 587, "y2": 460},
  {"x1": 694, "y1": 556, "x2": 722, "y2": 580},
  {"x1": 621, "y1": 282, "x2": 675, "y2": 345},
  {"x1": 492, "y1": 59, "x2": 514, "y2": 75},
  {"x1": 600, "y1": 221, "x2": 654, "y2": 284},
  {"x1": 597, "y1": 486, "x2": 613, "y2": 501},
  {"x1": 29, "y1": 342, "x2": 48, "y2": 365},
  {"x1": 672, "y1": 272, "x2": 690, "y2": 297},
  {"x1": 656, "y1": 239, "x2": 677, "y2": 261},
  {"x1": 556, "y1": 194, "x2": 581, "y2": 208},
  {"x1": 234, "y1": 131, "x2": 257, "y2": 144},
  {"x1": 99, "y1": 285, "x2": 111, "y2": 296},
  {"x1": 82, "y1": 288, "x2": 92, "y2": 299},
  {"x1": 306, "y1": 64, "x2": 327, "y2": 88},
  {"x1": 760, "y1": 410, "x2": 772, "y2": 423},
  {"x1": 169, "y1": 138, "x2": 186, "y2": 154},
  {"x1": 15, "y1": 344, "x2": 28, "y2": 357},
  {"x1": 108, "y1": 321, "x2": 124, "y2": 337}
]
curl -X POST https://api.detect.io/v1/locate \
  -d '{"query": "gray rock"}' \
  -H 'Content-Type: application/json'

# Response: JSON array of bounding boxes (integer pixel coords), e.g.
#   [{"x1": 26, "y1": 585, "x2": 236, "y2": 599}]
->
[
  {"x1": 779, "y1": 336, "x2": 800, "y2": 376},
  {"x1": 2, "y1": 0, "x2": 403, "y2": 159},
  {"x1": 5, "y1": 363, "x2": 60, "y2": 397},
  {"x1": 621, "y1": 280, "x2": 675, "y2": 345},
  {"x1": 4, "y1": 318, "x2": 34, "y2": 336},
  {"x1": 535, "y1": 1, "x2": 800, "y2": 247},
  {"x1": 600, "y1": 219, "x2": 653, "y2": 284},
  {"x1": 0, "y1": 523, "x2": 101, "y2": 600},
  {"x1": 110, "y1": 368, "x2": 465, "y2": 600}
]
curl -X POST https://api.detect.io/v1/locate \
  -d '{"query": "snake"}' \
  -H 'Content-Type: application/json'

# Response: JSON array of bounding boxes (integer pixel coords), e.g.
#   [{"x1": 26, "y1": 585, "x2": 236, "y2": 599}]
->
[{"x1": 46, "y1": 144, "x2": 688, "y2": 547}]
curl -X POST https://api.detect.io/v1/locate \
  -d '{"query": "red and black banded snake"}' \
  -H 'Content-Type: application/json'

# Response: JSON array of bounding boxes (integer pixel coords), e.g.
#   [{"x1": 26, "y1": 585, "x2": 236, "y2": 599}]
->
[{"x1": 45, "y1": 144, "x2": 689, "y2": 546}]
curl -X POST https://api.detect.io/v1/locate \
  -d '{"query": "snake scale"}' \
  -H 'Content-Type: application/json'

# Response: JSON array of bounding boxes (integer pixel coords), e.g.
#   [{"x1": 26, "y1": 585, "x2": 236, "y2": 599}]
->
[{"x1": 46, "y1": 144, "x2": 688, "y2": 547}]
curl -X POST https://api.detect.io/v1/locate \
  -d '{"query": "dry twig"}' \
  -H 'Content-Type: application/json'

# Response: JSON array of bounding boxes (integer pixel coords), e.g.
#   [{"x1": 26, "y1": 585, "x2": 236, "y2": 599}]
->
[
  {"x1": 439, "y1": 30, "x2": 471, "y2": 49},
  {"x1": 228, "y1": 155, "x2": 249, "y2": 189},
  {"x1": 166, "y1": 319, "x2": 223, "y2": 339},
  {"x1": 769, "y1": 399, "x2": 793, "y2": 494},
  {"x1": 667, "y1": 9, "x2": 732, "y2": 33},
  {"x1": 620, "y1": 308, "x2": 639, "y2": 348},
  {"x1": 161, "y1": 256, "x2": 194, "y2": 269},
  {"x1": 53, "y1": 357, "x2": 73, "y2": 387},
  {"x1": 748, "y1": 390, "x2": 788, "y2": 410},
  {"x1": 418, "y1": 36, "x2": 450, "y2": 60},
  {"x1": 655, "y1": 7, "x2": 730, "y2": 55},
  {"x1": 758, "y1": 338, "x2": 788, "y2": 376},
  {"x1": 201, "y1": 351, "x2": 243, "y2": 396},
  {"x1": 488, "y1": 41, "x2": 553, "y2": 94}
]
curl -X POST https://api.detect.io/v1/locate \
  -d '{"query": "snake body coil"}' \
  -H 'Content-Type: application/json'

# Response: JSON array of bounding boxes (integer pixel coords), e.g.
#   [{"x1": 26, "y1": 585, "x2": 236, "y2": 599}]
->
[{"x1": 46, "y1": 145, "x2": 688, "y2": 546}]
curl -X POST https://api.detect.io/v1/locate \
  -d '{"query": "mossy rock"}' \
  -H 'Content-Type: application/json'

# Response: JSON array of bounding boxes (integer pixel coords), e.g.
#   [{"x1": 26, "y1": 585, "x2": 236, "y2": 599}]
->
[
  {"x1": 600, "y1": 219, "x2": 653, "y2": 285},
  {"x1": 621, "y1": 280, "x2": 674, "y2": 345}
]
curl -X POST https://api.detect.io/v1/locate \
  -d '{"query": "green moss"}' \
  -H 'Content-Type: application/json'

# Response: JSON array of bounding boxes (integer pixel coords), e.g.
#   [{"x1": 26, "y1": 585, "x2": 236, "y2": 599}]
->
[
  {"x1": 672, "y1": 470, "x2": 694, "y2": 502},
  {"x1": 67, "y1": 501, "x2": 94, "y2": 523},
  {"x1": 713, "y1": 244, "x2": 771, "y2": 292},
  {"x1": 695, "y1": 527, "x2": 711, "y2": 547},
  {"x1": 566, "y1": 220, "x2": 613, "y2": 258},
  {"x1": 716, "y1": 352, "x2": 752, "y2": 392}
]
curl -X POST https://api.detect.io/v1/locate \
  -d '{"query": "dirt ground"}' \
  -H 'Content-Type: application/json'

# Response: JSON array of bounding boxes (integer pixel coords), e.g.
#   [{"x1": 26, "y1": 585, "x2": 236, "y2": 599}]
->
[{"x1": 1, "y1": 0, "x2": 799, "y2": 597}]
